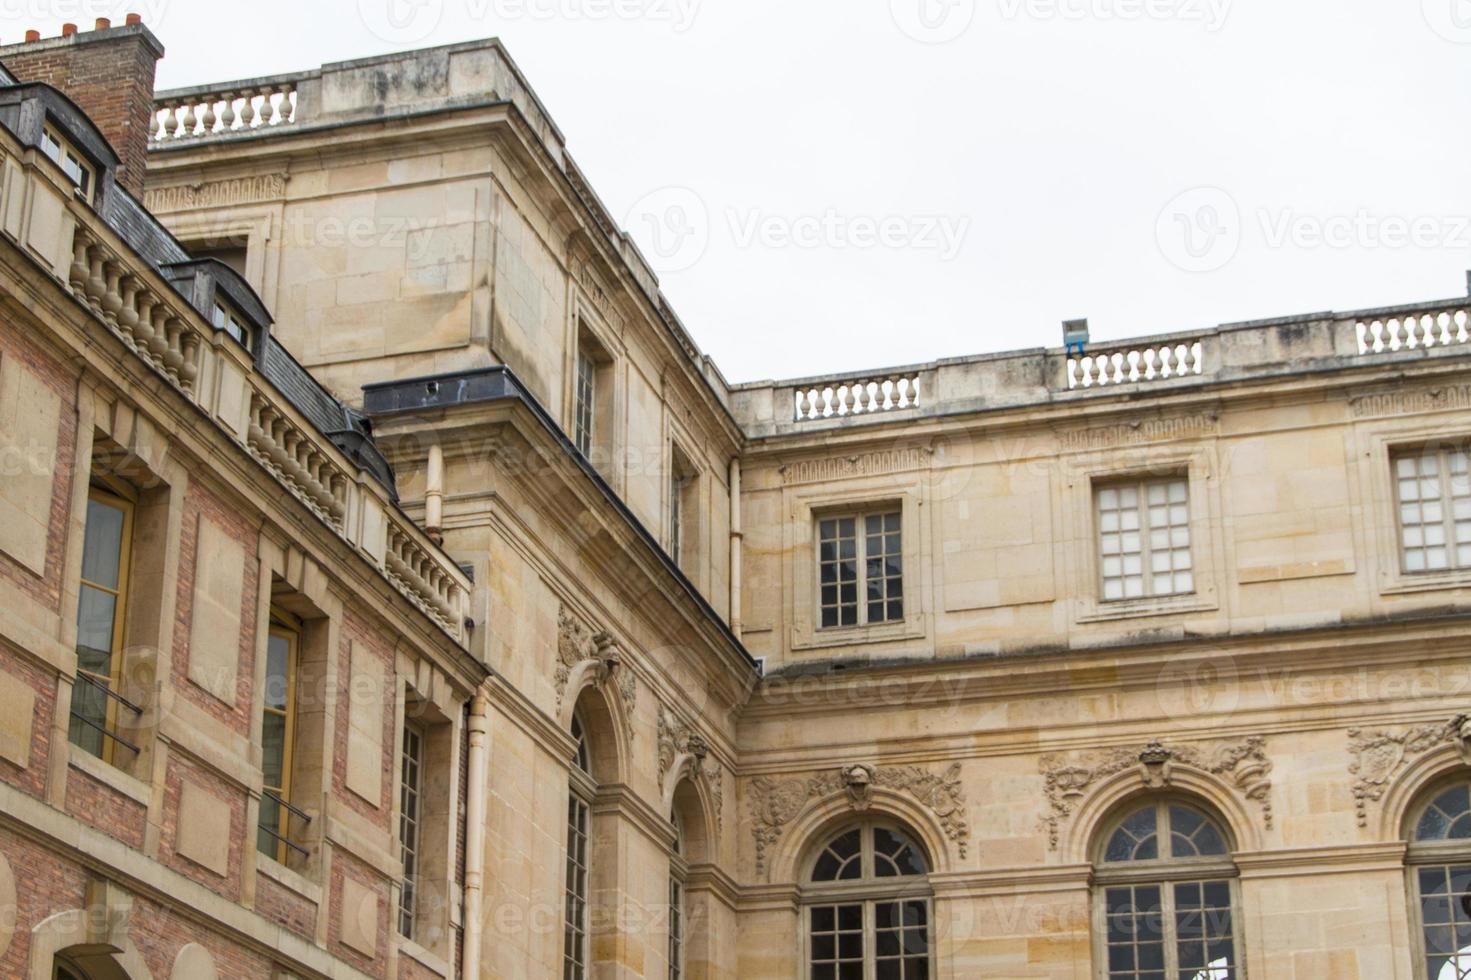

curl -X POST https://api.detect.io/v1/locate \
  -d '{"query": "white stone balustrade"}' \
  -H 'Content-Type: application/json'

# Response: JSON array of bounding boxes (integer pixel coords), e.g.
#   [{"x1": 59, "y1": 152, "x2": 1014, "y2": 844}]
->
[
  {"x1": 68, "y1": 229, "x2": 203, "y2": 394},
  {"x1": 385, "y1": 521, "x2": 466, "y2": 635},
  {"x1": 152, "y1": 82, "x2": 299, "y2": 142},
  {"x1": 1067, "y1": 341, "x2": 1204, "y2": 389},
  {"x1": 1357, "y1": 306, "x2": 1471, "y2": 355},
  {"x1": 245, "y1": 392, "x2": 350, "y2": 531},
  {"x1": 794, "y1": 374, "x2": 923, "y2": 422}
]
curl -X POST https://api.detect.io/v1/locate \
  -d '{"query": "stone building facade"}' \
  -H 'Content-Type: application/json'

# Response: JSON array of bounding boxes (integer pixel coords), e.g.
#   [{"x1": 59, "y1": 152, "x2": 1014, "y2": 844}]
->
[{"x1": 0, "y1": 17, "x2": 1470, "y2": 980}]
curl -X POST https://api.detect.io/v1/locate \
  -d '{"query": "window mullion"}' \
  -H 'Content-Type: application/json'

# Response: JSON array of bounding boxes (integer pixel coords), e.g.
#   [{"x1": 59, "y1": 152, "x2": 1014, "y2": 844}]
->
[{"x1": 857, "y1": 524, "x2": 869, "y2": 628}]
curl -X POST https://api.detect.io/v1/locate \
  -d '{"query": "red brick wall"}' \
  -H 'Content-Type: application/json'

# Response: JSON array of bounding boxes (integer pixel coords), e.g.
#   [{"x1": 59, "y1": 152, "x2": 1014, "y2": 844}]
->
[
  {"x1": 158, "y1": 753, "x2": 246, "y2": 901},
  {"x1": 0, "y1": 645, "x2": 57, "y2": 800},
  {"x1": 256, "y1": 871, "x2": 317, "y2": 942},
  {"x1": 0, "y1": 25, "x2": 162, "y2": 198},
  {"x1": 127, "y1": 893, "x2": 277, "y2": 980},
  {"x1": 63, "y1": 764, "x2": 146, "y2": 848},
  {"x1": 0, "y1": 322, "x2": 77, "y2": 616},
  {"x1": 171, "y1": 480, "x2": 259, "y2": 734},
  {"x1": 0, "y1": 829, "x2": 89, "y2": 977},
  {"x1": 330, "y1": 852, "x2": 391, "y2": 979}
]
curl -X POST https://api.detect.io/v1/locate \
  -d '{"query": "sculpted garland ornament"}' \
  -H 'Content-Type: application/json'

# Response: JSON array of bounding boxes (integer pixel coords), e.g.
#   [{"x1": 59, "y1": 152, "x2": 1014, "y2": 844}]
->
[
  {"x1": 747, "y1": 763, "x2": 968, "y2": 876},
  {"x1": 1348, "y1": 714, "x2": 1471, "y2": 828},
  {"x1": 1039, "y1": 737, "x2": 1273, "y2": 850}
]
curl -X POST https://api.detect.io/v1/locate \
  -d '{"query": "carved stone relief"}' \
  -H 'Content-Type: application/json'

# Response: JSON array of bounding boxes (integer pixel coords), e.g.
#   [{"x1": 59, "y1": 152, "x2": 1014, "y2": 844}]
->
[
  {"x1": 557, "y1": 604, "x2": 635, "y2": 742},
  {"x1": 1348, "y1": 714, "x2": 1471, "y2": 827},
  {"x1": 747, "y1": 763, "x2": 969, "y2": 876},
  {"x1": 658, "y1": 705, "x2": 723, "y2": 832},
  {"x1": 1039, "y1": 737, "x2": 1273, "y2": 850}
]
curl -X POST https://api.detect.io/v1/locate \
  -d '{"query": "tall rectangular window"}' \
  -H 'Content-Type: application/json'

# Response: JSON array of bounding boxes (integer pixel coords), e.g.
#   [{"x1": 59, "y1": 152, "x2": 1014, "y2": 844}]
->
[
  {"x1": 398, "y1": 719, "x2": 425, "y2": 939},
  {"x1": 1395, "y1": 448, "x2": 1471, "y2": 573},
  {"x1": 564, "y1": 794, "x2": 590, "y2": 980},
  {"x1": 1096, "y1": 477, "x2": 1193, "y2": 601},
  {"x1": 575, "y1": 350, "x2": 596, "y2": 458},
  {"x1": 818, "y1": 511, "x2": 903, "y2": 629},
  {"x1": 258, "y1": 616, "x2": 299, "y2": 864},
  {"x1": 69, "y1": 487, "x2": 136, "y2": 764}
]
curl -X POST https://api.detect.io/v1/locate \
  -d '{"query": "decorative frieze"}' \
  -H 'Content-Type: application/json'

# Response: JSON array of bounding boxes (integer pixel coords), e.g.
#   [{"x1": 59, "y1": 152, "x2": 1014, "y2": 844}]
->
[
  {"x1": 1349, "y1": 384, "x2": 1471, "y2": 419},
  {"x1": 778, "y1": 448, "x2": 928, "y2": 486},
  {"x1": 144, "y1": 174, "x2": 288, "y2": 212},
  {"x1": 1039, "y1": 737, "x2": 1273, "y2": 850},
  {"x1": 748, "y1": 763, "x2": 968, "y2": 875},
  {"x1": 1058, "y1": 412, "x2": 1218, "y2": 452},
  {"x1": 1348, "y1": 714, "x2": 1471, "y2": 827}
]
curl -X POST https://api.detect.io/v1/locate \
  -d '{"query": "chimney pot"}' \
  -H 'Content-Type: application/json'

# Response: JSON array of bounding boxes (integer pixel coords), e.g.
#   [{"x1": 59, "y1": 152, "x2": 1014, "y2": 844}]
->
[
  {"x1": 95, "y1": 17, "x2": 111, "y2": 29},
  {"x1": 24, "y1": 30, "x2": 39, "y2": 42},
  {"x1": 61, "y1": 23, "x2": 78, "y2": 36},
  {"x1": 125, "y1": 13, "x2": 142, "y2": 25}
]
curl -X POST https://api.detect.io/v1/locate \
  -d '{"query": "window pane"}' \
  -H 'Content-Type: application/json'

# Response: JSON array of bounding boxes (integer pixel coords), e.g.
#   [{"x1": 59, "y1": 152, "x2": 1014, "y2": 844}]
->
[
  {"x1": 80, "y1": 497, "x2": 126, "y2": 589},
  {"x1": 1105, "y1": 806, "x2": 1159, "y2": 863},
  {"x1": 264, "y1": 634, "x2": 292, "y2": 710},
  {"x1": 75, "y1": 586, "x2": 118, "y2": 675}
]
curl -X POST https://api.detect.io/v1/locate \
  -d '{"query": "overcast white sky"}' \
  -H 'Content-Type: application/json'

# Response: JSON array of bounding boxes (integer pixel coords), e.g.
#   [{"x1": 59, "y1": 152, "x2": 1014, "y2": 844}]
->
[{"x1": 29, "y1": 0, "x2": 1471, "y2": 382}]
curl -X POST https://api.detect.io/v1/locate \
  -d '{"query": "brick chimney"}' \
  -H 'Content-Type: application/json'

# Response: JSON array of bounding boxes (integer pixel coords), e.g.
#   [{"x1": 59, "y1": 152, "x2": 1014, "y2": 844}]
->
[{"x1": 0, "y1": 18, "x2": 163, "y2": 198}]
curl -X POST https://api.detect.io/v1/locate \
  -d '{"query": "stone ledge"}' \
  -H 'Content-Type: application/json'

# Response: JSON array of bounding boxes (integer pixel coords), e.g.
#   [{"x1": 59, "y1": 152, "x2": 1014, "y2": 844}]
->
[{"x1": 68, "y1": 746, "x2": 151, "y2": 806}]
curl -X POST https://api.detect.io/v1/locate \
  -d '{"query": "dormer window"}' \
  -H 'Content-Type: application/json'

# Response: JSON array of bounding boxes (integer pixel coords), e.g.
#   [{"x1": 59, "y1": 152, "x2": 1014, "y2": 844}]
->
[
  {"x1": 212, "y1": 300, "x2": 251, "y2": 350},
  {"x1": 40, "y1": 125, "x2": 93, "y2": 200}
]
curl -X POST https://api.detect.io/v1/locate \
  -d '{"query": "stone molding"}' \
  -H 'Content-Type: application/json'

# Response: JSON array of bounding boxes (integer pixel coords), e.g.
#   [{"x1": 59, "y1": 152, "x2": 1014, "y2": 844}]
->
[
  {"x1": 1348, "y1": 714, "x2": 1471, "y2": 827},
  {"x1": 748, "y1": 762, "x2": 968, "y2": 875},
  {"x1": 778, "y1": 448, "x2": 929, "y2": 486},
  {"x1": 1039, "y1": 736, "x2": 1273, "y2": 850}
]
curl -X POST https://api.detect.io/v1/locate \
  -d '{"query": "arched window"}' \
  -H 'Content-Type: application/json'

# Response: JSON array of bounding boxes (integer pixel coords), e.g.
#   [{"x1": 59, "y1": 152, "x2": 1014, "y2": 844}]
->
[
  {"x1": 1407, "y1": 779, "x2": 1471, "y2": 980},
  {"x1": 669, "y1": 808, "x2": 686, "y2": 980},
  {"x1": 1093, "y1": 799, "x2": 1240, "y2": 980},
  {"x1": 804, "y1": 820, "x2": 931, "y2": 979},
  {"x1": 564, "y1": 713, "x2": 593, "y2": 980}
]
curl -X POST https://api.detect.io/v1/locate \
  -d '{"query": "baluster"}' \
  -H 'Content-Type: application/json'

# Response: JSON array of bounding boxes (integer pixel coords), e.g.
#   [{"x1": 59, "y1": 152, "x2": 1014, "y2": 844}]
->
[
  {"x1": 179, "y1": 332, "x2": 200, "y2": 392},
  {"x1": 1140, "y1": 348, "x2": 1158, "y2": 380},
  {"x1": 84, "y1": 246, "x2": 107, "y2": 314},
  {"x1": 897, "y1": 378, "x2": 911, "y2": 409},
  {"x1": 162, "y1": 318, "x2": 185, "y2": 379},
  {"x1": 68, "y1": 233, "x2": 90, "y2": 294},
  {"x1": 1394, "y1": 317, "x2": 1410, "y2": 350},
  {"x1": 200, "y1": 96, "x2": 217, "y2": 135},
  {"x1": 235, "y1": 91, "x2": 254, "y2": 130},
  {"x1": 911, "y1": 375, "x2": 922, "y2": 407},
  {"x1": 133, "y1": 294, "x2": 156, "y2": 352},
  {"x1": 117, "y1": 277, "x2": 141, "y2": 349},
  {"x1": 283, "y1": 86, "x2": 298, "y2": 124},
  {"x1": 145, "y1": 307, "x2": 169, "y2": 365},
  {"x1": 101, "y1": 261, "x2": 124, "y2": 327},
  {"x1": 181, "y1": 101, "x2": 198, "y2": 138},
  {"x1": 1458, "y1": 311, "x2": 1470, "y2": 345}
]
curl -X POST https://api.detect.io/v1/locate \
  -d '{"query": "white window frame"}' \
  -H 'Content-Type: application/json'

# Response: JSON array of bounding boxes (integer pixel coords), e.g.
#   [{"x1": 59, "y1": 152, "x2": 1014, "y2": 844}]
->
[
  {"x1": 1090, "y1": 800, "x2": 1244, "y2": 980},
  {"x1": 1094, "y1": 475, "x2": 1195, "y2": 603},
  {"x1": 801, "y1": 820, "x2": 934, "y2": 980},
  {"x1": 816, "y1": 508, "x2": 904, "y2": 631},
  {"x1": 1393, "y1": 446, "x2": 1471, "y2": 575},
  {"x1": 41, "y1": 124, "x2": 93, "y2": 201}
]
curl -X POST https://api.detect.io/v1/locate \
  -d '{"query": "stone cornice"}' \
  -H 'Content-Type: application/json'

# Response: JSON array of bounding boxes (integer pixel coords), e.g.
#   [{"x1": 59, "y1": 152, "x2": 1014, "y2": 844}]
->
[
  {"x1": 1233, "y1": 843, "x2": 1408, "y2": 879},
  {"x1": 747, "y1": 616, "x2": 1471, "y2": 720}
]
